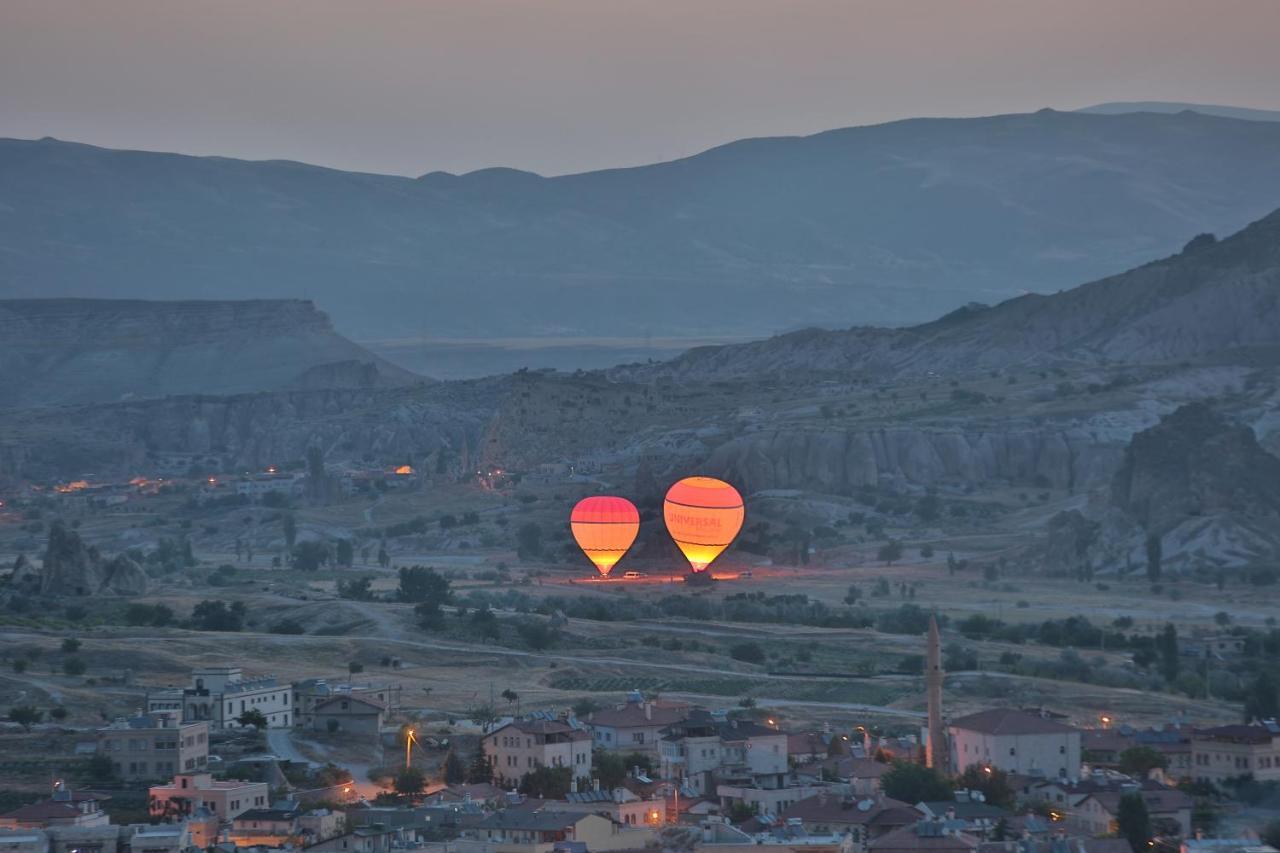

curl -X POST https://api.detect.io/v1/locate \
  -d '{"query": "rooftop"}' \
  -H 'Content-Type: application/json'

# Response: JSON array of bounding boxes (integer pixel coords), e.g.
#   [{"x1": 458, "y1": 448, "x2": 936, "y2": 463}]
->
[
  {"x1": 588, "y1": 702, "x2": 689, "y2": 728},
  {"x1": 780, "y1": 794, "x2": 913, "y2": 826},
  {"x1": 1193, "y1": 724, "x2": 1276, "y2": 745},
  {"x1": 950, "y1": 709, "x2": 1078, "y2": 737}
]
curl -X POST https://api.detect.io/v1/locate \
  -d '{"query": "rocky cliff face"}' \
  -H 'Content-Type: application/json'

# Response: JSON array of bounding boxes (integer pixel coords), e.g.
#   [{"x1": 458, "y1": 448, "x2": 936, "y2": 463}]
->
[
  {"x1": 1112, "y1": 403, "x2": 1280, "y2": 537},
  {"x1": 0, "y1": 298, "x2": 421, "y2": 409},
  {"x1": 36, "y1": 521, "x2": 147, "y2": 596},
  {"x1": 1031, "y1": 404, "x2": 1280, "y2": 573},
  {"x1": 701, "y1": 425, "x2": 1123, "y2": 494},
  {"x1": 0, "y1": 383, "x2": 499, "y2": 482}
]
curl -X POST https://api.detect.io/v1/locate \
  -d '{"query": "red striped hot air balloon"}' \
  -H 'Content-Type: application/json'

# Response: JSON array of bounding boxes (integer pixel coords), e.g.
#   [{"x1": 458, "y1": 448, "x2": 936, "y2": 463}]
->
[
  {"x1": 664, "y1": 476, "x2": 744, "y2": 573},
  {"x1": 570, "y1": 496, "x2": 640, "y2": 577}
]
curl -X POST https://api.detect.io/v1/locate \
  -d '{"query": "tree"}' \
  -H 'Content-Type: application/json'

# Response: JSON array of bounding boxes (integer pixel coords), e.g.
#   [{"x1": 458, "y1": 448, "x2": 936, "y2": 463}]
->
[
  {"x1": 519, "y1": 766, "x2": 572, "y2": 799},
  {"x1": 1191, "y1": 800, "x2": 1219, "y2": 836},
  {"x1": 516, "y1": 620, "x2": 559, "y2": 650},
  {"x1": 1157, "y1": 624, "x2": 1179, "y2": 683},
  {"x1": 348, "y1": 661, "x2": 365, "y2": 677},
  {"x1": 516, "y1": 522, "x2": 544, "y2": 560},
  {"x1": 442, "y1": 750, "x2": 466, "y2": 784},
  {"x1": 1243, "y1": 671, "x2": 1279, "y2": 722},
  {"x1": 62, "y1": 658, "x2": 87, "y2": 676},
  {"x1": 237, "y1": 708, "x2": 269, "y2": 730},
  {"x1": 395, "y1": 766, "x2": 426, "y2": 795},
  {"x1": 398, "y1": 566, "x2": 452, "y2": 605},
  {"x1": 7, "y1": 706, "x2": 43, "y2": 731},
  {"x1": 880, "y1": 761, "x2": 953, "y2": 804},
  {"x1": 338, "y1": 577, "x2": 374, "y2": 601},
  {"x1": 192, "y1": 600, "x2": 246, "y2": 631},
  {"x1": 843, "y1": 585, "x2": 862, "y2": 605},
  {"x1": 11, "y1": 659, "x2": 27, "y2": 674},
  {"x1": 292, "y1": 540, "x2": 331, "y2": 572},
  {"x1": 730, "y1": 642, "x2": 767, "y2": 664},
  {"x1": 61, "y1": 638, "x2": 81, "y2": 654},
  {"x1": 377, "y1": 544, "x2": 390, "y2": 569},
  {"x1": 1145, "y1": 535, "x2": 1162, "y2": 583},
  {"x1": 282, "y1": 513, "x2": 298, "y2": 549},
  {"x1": 956, "y1": 764, "x2": 1015, "y2": 809},
  {"x1": 467, "y1": 747, "x2": 493, "y2": 784},
  {"x1": 1116, "y1": 792, "x2": 1152, "y2": 852},
  {"x1": 878, "y1": 540, "x2": 904, "y2": 566},
  {"x1": 125, "y1": 603, "x2": 173, "y2": 626},
  {"x1": 1118, "y1": 746, "x2": 1168, "y2": 778},
  {"x1": 594, "y1": 750, "x2": 628, "y2": 789},
  {"x1": 85, "y1": 752, "x2": 115, "y2": 781},
  {"x1": 49, "y1": 706, "x2": 68, "y2": 721},
  {"x1": 335, "y1": 539, "x2": 355, "y2": 567}
]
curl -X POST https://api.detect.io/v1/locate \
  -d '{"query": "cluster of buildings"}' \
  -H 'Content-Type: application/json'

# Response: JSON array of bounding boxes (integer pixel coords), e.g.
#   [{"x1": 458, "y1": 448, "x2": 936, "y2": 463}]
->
[
  {"x1": 5, "y1": 620, "x2": 1280, "y2": 853},
  {"x1": 470, "y1": 687, "x2": 1278, "y2": 853},
  {"x1": 142, "y1": 667, "x2": 399, "y2": 738}
]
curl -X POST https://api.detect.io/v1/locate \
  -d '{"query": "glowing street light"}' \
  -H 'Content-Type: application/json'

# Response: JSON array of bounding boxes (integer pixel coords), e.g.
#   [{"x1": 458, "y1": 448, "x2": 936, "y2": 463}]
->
[{"x1": 405, "y1": 727, "x2": 418, "y2": 768}]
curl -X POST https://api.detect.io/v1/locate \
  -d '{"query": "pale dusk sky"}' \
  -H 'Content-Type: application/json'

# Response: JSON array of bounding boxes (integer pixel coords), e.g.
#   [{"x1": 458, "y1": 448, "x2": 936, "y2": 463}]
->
[{"x1": 2, "y1": 0, "x2": 1278, "y2": 176}]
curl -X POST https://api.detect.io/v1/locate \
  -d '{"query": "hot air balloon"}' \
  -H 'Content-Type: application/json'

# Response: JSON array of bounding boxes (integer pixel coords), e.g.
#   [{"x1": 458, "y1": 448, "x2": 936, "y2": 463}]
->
[
  {"x1": 570, "y1": 496, "x2": 640, "y2": 577},
  {"x1": 664, "y1": 476, "x2": 744, "y2": 573}
]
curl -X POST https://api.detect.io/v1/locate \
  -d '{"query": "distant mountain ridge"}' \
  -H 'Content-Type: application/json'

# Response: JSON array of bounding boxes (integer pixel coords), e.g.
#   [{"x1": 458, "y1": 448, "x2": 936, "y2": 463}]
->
[
  {"x1": 0, "y1": 298, "x2": 420, "y2": 409},
  {"x1": 6, "y1": 109, "x2": 1280, "y2": 340},
  {"x1": 637, "y1": 207, "x2": 1280, "y2": 380},
  {"x1": 1078, "y1": 101, "x2": 1280, "y2": 122}
]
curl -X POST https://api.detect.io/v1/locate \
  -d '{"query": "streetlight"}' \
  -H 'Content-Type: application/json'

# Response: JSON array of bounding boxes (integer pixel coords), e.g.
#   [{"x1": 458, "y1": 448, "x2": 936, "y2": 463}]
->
[{"x1": 405, "y1": 727, "x2": 417, "y2": 768}]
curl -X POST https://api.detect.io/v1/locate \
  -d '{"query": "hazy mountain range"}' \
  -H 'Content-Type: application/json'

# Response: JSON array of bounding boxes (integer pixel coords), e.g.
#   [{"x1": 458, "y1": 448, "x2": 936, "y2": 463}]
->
[
  {"x1": 1079, "y1": 101, "x2": 1280, "y2": 122},
  {"x1": 5, "y1": 108, "x2": 1280, "y2": 344},
  {"x1": 633, "y1": 207, "x2": 1280, "y2": 380}
]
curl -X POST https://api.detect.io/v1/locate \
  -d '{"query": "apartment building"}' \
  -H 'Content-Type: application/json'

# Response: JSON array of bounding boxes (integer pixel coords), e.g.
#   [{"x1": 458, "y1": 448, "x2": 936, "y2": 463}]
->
[
  {"x1": 1191, "y1": 723, "x2": 1280, "y2": 784},
  {"x1": 148, "y1": 773, "x2": 269, "y2": 822},
  {"x1": 95, "y1": 712, "x2": 208, "y2": 781},
  {"x1": 482, "y1": 719, "x2": 593, "y2": 787}
]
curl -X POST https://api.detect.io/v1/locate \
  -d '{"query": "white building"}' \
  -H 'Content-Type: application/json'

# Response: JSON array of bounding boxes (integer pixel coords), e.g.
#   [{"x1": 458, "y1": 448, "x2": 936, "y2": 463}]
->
[
  {"x1": 147, "y1": 666, "x2": 292, "y2": 729},
  {"x1": 659, "y1": 711, "x2": 790, "y2": 796},
  {"x1": 947, "y1": 709, "x2": 1081, "y2": 780}
]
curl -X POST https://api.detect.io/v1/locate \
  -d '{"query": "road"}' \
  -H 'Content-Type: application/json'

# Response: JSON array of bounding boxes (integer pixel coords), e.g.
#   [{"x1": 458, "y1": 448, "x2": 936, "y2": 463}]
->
[{"x1": 266, "y1": 727, "x2": 314, "y2": 766}]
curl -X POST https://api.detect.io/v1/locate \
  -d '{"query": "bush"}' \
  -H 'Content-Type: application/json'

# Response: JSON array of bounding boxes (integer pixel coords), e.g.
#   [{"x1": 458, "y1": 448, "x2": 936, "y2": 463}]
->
[
  {"x1": 729, "y1": 642, "x2": 767, "y2": 665},
  {"x1": 62, "y1": 658, "x2": 87, "y2": 676}
]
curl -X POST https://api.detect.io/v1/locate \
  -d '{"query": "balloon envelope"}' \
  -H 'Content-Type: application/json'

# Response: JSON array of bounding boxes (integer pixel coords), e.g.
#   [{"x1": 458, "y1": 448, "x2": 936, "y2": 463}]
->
[
  {"x1": 664, "y1": 476, "x2": 744, "y2": 572},
  {"x1": 571, "y1": 496, "x2": 640, "y2": 577}
]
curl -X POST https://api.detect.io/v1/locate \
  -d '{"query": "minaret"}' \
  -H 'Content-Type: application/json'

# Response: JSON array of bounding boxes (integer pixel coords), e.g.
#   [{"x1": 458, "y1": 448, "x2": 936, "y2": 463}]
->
[{"x1": 926, "y1": 613, "x2": 947, "y2": 771}]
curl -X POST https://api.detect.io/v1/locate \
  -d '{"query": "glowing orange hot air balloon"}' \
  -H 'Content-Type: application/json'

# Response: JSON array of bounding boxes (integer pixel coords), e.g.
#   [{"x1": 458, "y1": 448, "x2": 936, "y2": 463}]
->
[
  {"x1": 570, "y1": 496, "x2": 640, "y2": 577},
  {"x1": 664, "y1": 476, "x2": 744, "y2": 573}
]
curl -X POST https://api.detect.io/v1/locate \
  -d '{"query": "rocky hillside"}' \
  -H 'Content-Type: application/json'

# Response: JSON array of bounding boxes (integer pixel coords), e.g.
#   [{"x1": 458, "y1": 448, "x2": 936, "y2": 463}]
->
[
  {"x1": 646, "y1": 207, "x2": 1280, "y2": 380},
  {"x1": 1034, "y1": 404, "x2": 1280, "y2": 574},
  {"x1": 1111, "y1": 403, "x2": 1280, "y2": 568},
  {"x1": 6, "y1": 110, "x2": 1280, "y2": 339},
  {"x1": 0, "y1": 299, "x2": 420, "y2": 409},
  {"x1": 0, "y1": 382, "x2": 498, "y2": 482}
]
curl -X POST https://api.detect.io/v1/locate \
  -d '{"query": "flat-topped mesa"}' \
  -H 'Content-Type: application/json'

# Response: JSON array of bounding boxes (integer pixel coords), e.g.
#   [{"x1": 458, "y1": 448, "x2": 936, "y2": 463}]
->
[
  {"x1": 0, "y1": 298, "x2": 422, "y2": 409},
  {"x1": 0, "y1": 298, "x2": 333, "y2": 347}
]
